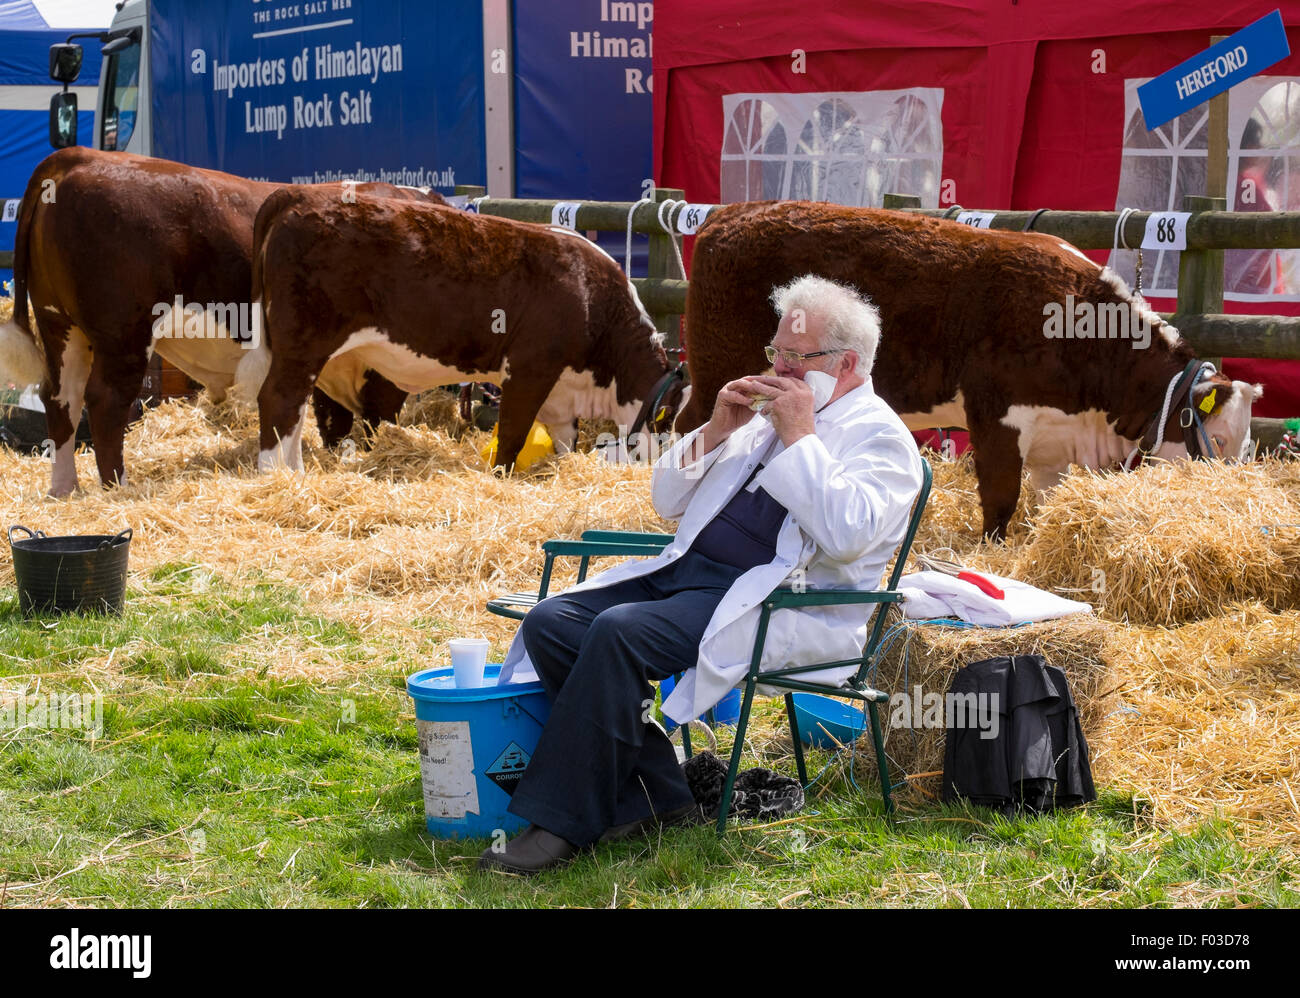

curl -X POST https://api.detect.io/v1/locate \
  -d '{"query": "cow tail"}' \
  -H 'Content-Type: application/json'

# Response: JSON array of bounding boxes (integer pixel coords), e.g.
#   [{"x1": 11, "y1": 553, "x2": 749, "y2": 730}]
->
[
  {"x1": 0, "y1": 171, "x2": 47, "y2": 387},
  {"x1": 250, "y1": 196, "x2": 272, "y2": 315},
  {"x1": 12, "y1": 183, "x2": 39, "y2": 334},
  {"x1": 234, "y1": 189, "x2": 290, "y2": 402},
  {"x1": 249, "y1": 186, "x2": 298, "y2": 316}
]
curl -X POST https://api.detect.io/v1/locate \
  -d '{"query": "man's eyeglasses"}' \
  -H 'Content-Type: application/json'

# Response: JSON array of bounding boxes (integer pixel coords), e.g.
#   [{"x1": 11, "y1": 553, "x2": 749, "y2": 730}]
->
[{"x1": 764, "y1": 346, "x2": 844, "y2": 367}]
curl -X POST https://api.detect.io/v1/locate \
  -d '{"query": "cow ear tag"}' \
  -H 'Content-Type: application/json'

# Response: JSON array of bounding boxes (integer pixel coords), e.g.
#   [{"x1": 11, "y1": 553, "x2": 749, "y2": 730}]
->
[
  {"x1": 655, "y1": 405, "x2": 669, "y2": 423},
  {"x1": 1199, "y1": 387, "x2": 1217, "y2": 414}
]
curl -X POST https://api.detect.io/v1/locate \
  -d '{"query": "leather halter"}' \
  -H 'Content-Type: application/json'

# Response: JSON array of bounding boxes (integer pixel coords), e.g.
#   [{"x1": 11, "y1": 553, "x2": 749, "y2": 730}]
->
[
  {"x1": 627, "y1": 363, "x2": 687, "y2": 440},
  {"x1": 1126, "y1": 359, "x2": 1215, "y2": 469}
]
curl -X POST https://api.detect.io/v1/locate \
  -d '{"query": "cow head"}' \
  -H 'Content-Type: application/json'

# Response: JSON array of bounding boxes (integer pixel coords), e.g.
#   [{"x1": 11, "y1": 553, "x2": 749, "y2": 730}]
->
[
  {"x1": 1094, "y1": 270, "x2": 1261, "y2": 463},
  {"x1": 1190, "y1": 373, "x2": 1262, "y2": 461},
  {"x1": 1147, "y1": 369, "x2": 1262, "y2": 463},
  {"x1": 642, "y1": 359, "x2": 687, "y2": 431},
  {"x1": 601, "y1": 277, "x2": 686, "y2": 434}
]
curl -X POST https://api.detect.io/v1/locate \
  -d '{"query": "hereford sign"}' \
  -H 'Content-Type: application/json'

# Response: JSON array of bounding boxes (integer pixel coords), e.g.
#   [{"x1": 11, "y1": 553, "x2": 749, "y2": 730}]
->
[{"x1": 1137, "y1": 9, "x2": 1290, "y2": 129}]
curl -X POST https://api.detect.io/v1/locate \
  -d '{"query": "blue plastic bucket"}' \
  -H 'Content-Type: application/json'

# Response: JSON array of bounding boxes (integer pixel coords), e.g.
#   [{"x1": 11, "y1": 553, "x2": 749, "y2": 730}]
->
[
  {"x1": 406, "y1": 664, "x2": 551, "y2": 839},
  {"x1": 658, "y1": 674, "x2": 740, "y2": 732},
  {"x1": 791, "y1": 693, "x2": 867, "y2": 748}
]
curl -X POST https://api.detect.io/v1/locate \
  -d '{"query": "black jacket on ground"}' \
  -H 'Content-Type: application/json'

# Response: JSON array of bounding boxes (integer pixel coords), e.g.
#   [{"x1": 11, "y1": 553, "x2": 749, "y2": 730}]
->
[{"x1": 941, "y1": 654, "x2": 1096, "y2": 814}]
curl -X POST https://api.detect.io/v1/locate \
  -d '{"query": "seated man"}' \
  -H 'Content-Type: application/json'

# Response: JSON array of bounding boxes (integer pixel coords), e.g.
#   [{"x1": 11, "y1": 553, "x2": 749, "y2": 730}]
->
[{"x1": 483, "y1": 274, "x2": 924, "y2": 874}]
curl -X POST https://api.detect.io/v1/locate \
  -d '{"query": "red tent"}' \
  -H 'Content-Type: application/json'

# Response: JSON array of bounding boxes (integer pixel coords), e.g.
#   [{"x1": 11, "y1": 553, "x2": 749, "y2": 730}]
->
[{"x1": 653, "y1": 0, "x2": 1300, "y2": 420}]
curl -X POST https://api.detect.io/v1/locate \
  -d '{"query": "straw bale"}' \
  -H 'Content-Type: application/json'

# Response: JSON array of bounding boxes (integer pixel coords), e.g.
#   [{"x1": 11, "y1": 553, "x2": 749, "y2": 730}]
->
[
  {"x1": 1091, "y1": 602, "x2": 1300, "y2": 845},
  {"x1": 1010, "y1": 460, "x2": 1300, "y2": 626},
  {"x1": 909, "y1": 450, "x2": 1300, "y2": 627},
  {"x1": 871, "y1": 613, "x2": 1114, "y2": 783}
]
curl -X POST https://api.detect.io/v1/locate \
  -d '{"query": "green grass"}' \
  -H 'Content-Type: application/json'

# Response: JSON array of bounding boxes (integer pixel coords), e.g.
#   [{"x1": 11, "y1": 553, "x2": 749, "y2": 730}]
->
[{"x1": 0, "y1": 571, "x2": 1296, "y2": 908}]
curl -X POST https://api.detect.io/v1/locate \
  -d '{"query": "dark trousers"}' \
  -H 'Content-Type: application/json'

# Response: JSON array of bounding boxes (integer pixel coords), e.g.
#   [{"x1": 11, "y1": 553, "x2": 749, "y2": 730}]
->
[{"x1": 509, "y1": 550, "x2": 744, "y2": 845}]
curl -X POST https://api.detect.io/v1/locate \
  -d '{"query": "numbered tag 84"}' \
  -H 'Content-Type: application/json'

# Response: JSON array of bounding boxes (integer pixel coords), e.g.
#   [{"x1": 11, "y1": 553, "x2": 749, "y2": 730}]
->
[{"x1": 551, "y1": 201, "x2": 582, "y2": 229}]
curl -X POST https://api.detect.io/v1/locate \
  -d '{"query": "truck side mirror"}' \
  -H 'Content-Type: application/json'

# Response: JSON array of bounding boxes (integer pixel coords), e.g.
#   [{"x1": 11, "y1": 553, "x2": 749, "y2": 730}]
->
[
  {"x1": 49, "y1": 43, "x2": 83, "y2": 84},
  {"x1": 49, "y1": 92, "x2": 78, "y2": 148}
]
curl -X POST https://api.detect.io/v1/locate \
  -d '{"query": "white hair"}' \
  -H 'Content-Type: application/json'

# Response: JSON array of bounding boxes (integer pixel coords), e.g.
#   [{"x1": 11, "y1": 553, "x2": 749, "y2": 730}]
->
[{"x1": 769, "y1": 274, "x2": 881, "y2": 373}]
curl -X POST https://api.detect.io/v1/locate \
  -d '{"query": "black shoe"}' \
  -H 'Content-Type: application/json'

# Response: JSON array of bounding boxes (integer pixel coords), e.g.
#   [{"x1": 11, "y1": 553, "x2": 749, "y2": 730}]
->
[
  {"x1": 478, "y1": 824, "x2": 582, "y2": 875},
  {"x1": 598, "y1": 802, "x2": 702, "y2": 844}
]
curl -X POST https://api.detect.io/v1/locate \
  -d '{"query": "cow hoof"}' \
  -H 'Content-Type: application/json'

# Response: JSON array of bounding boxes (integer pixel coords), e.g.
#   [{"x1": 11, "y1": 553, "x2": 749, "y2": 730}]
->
[{"x1": 257, "y1": 450, "x2": 302, "y2": 474}]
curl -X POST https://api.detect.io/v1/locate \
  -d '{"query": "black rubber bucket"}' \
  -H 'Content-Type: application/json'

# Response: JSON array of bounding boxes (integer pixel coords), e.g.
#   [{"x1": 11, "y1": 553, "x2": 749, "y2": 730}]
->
[{"x1": 8, "y1": 526, "x2": 132, "y2": 615}]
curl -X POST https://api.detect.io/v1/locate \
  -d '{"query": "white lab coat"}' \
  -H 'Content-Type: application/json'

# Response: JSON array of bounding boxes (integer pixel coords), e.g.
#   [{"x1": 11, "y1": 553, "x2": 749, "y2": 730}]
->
[{"x1": 496, "y1": 376, "x2": 925, "y2": 724}]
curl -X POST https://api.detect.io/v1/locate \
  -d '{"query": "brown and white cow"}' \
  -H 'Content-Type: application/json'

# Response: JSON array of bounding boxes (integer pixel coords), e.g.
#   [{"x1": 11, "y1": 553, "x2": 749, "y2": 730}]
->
[
  {"x1": 679, "y1": 201, "x2": 1261, "y2": 538},
  {"x1": 0, "y1": 148, "x2": 436, "y2": 496},
  {"x1": 246, "y1": 186, "x2": 681, "y2": 471}
]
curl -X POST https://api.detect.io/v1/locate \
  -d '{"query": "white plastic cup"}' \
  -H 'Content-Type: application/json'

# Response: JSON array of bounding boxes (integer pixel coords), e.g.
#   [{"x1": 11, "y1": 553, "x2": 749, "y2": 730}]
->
[{"x1": 449, "y1": 638, "x2": 491, "y2": 689}]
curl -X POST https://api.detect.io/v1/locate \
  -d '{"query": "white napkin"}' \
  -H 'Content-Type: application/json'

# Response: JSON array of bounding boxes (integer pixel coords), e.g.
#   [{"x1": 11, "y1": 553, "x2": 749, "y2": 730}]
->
[{"x1": 757, "y1": 369, "x2": 837, "y2": 418}]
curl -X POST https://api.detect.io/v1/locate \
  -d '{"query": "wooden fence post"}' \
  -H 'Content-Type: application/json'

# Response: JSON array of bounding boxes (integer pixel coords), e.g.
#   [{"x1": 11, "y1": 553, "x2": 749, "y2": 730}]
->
[
  {"x1": 1177, "y1": 194, "x2": 1227, "y2": 370},
  {"x1": 647, "y1": 187, "x2": 686, "y2": 352}
]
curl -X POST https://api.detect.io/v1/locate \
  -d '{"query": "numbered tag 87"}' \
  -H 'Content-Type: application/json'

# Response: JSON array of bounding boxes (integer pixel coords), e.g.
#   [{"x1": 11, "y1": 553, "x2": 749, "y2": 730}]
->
[{"x1": 954, "y1": 211, "x2": 996, "y2": 229}]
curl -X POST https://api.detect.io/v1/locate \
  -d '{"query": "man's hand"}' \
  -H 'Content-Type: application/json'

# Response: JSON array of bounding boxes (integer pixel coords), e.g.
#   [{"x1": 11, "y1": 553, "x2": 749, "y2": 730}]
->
[
  {"x1": 748, "y1": 375, "x2": 816, "y2": 446},
  {"x1": 691, "y1": 376, "x2": 776, "y2": 458}
]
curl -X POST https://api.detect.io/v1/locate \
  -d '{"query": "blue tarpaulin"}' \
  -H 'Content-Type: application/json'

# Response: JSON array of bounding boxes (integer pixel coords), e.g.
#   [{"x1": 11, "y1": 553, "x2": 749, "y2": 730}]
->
[{"x1": 0, "y1": 0, "x2": 115, "y2": 293}]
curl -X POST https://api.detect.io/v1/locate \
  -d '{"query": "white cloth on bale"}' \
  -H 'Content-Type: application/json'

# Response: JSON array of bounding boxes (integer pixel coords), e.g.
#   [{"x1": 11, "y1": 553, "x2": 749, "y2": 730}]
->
[
  {"x1": 496, "y1": 375, "x2": 925, "y2": 725},
  {"x1": 897, "y1": 570, "x2": 1093, "y2": 627}
]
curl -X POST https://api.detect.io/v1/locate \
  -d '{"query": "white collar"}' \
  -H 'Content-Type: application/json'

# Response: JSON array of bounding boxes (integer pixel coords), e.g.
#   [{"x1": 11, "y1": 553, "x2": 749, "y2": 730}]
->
[{"x1": 815, "y1": 375, "x2": 874, "y2": 422}]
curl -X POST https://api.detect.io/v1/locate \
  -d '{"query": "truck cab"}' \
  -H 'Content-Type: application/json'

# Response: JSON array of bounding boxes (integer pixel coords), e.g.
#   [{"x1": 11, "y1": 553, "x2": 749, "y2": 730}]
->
[
  {"x1": 48, "y1": 0, "x2": 148, "y2": 154},
  {"x1": 96, "y1": 0, "x2": 148, "y2": 154}
]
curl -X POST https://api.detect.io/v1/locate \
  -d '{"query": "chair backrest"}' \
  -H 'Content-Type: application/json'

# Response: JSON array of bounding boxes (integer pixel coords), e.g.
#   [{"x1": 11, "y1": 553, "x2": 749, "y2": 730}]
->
[
  {"x1": 885, "y1": 458, "x2": 932, "y2": 593},
  {"x1": 856, "y1": 457, "x2": 932, "y2": 683}
]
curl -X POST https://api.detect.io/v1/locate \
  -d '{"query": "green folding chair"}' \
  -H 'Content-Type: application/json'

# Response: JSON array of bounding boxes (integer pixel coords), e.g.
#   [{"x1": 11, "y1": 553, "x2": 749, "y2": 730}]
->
[
  {"x1": 486, "y1": 530, "x2": 673, "y2": 620},
  {"x1": 486, "y1": 528, "x2": 718, "y2": 756},
  {"x1": 713, "y1": 458, "x2": 932, "y2": 835}
]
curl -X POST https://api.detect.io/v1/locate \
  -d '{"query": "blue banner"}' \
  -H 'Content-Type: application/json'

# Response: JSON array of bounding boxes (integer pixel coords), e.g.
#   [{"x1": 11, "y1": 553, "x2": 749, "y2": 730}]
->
[
  {"x1": 149, "y1": 0, "x2": 485, "y2": 192},
  {"x1": 512, "y1": 0, "x2": 653, "y2": 270},
  {"x1": 1138, "y1": 9, "x2": 1291, "y2": 130}
]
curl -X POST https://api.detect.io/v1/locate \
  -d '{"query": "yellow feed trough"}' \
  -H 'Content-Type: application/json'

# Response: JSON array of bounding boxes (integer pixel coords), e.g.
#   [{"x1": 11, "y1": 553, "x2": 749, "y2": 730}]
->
[{"x1": 479, "y1": 421, "x2": 554, "y2": 471}]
